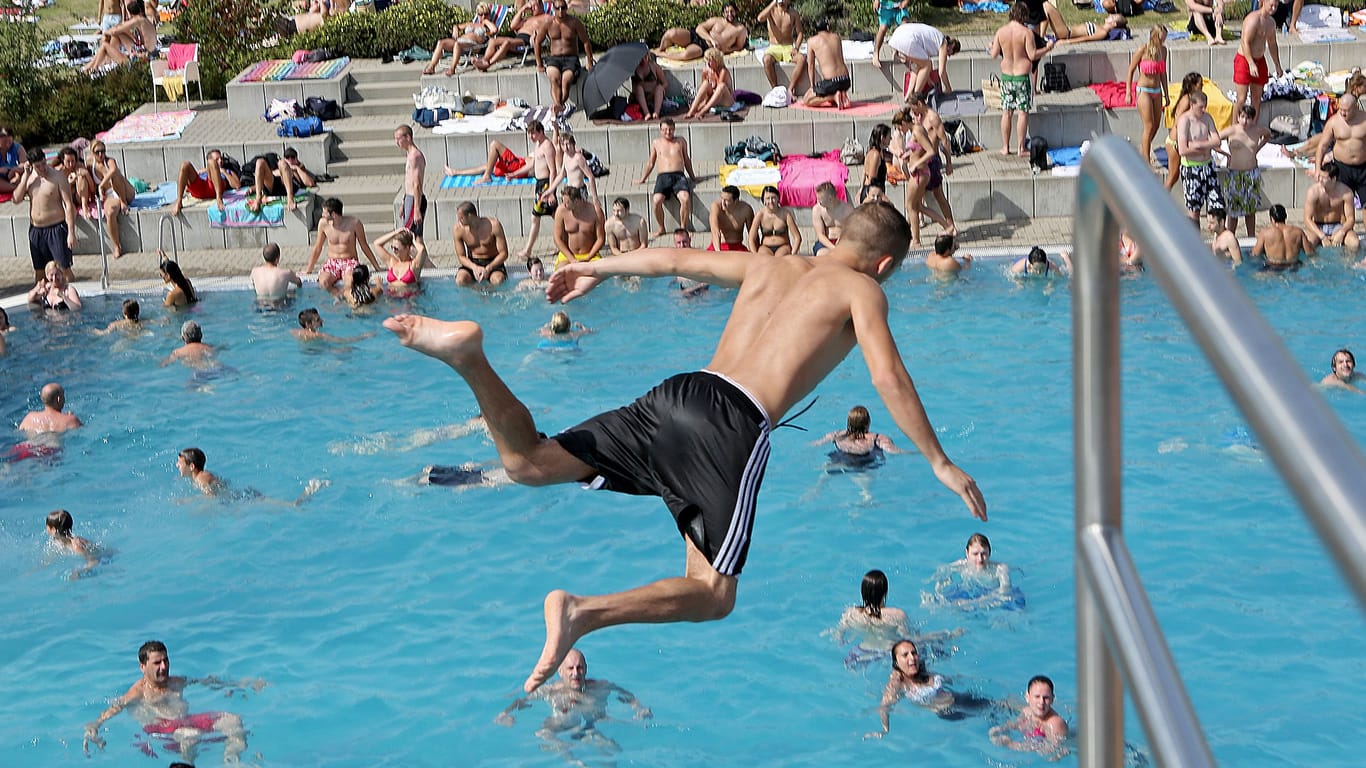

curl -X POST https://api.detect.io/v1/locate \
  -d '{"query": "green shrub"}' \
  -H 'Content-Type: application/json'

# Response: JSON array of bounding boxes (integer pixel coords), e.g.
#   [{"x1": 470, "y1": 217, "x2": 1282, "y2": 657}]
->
[
  {"x1": 174, "y1": 0, "x2": 292, "y2": 98},
  {"x1": 0, "y1": 24, "x2": 148, "y2": 147},
  {"x1": 292, "y1": 0, "x2": 466, "y2": 58}
]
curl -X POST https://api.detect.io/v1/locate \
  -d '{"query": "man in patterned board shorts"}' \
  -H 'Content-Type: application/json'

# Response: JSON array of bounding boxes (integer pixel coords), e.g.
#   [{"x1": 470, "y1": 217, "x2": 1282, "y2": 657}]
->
[
  {"x1": 989, "y1": 2, "x2": 1049, "y2": 157},
  {"x1": 1177, "y1": 91, "x2": 1226, "y2": 228}
]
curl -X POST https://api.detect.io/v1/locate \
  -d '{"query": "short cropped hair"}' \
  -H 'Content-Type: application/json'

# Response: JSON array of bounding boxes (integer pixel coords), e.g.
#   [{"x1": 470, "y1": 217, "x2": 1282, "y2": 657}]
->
[
  {"x1": 262, "y1": 242, "x2": 281, "y2": 263},
  {"x1": 178, "y1": 448, "x2": 206, "y2": 471},
  {"x1": 138, "y1": 640, "x2": 167, "y2": 664}
]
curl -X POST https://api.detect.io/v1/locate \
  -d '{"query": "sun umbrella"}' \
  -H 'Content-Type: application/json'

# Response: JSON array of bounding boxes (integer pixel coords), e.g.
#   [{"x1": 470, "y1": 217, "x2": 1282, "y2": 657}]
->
[{"x1": 580, "y1": 42, "x2": 650, "y2": 119}]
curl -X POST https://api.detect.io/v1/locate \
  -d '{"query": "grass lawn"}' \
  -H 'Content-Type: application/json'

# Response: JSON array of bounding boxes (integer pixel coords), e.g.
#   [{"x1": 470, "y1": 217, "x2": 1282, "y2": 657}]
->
[{"x1": 36, "y1": 0, "x2": 102, "y2": 35}]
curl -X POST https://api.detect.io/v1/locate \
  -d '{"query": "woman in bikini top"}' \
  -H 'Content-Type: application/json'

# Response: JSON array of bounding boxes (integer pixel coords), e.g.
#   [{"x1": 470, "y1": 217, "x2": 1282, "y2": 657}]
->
[
  {"x1": 375, "y1": 227, "x2": 427, "y2": 298},
  {"x1": 748, "y1": 185, "x2": 801, "y2": 256},
  {"x1": 1125, "y1": 24, "x2": 1170, "y2": 167}
]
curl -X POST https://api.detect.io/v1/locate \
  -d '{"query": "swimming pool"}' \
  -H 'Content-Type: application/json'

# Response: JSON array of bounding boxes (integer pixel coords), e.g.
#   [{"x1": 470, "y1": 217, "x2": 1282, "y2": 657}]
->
[{"x1": 3, "y1": 254, "x2": 1364, "y2": 767}]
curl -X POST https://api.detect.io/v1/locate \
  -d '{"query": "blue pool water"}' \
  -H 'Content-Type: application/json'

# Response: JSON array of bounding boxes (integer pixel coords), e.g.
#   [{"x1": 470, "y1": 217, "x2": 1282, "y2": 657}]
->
[{"x1": 3, "y1": 256, "x2": 1365, "y2": 767}]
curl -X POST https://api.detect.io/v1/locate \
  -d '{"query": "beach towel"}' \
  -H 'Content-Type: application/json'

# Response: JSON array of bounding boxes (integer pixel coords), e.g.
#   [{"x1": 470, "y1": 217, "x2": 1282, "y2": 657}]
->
[
  {"x1": 431, "y1": 114, "x2": 515, "y2": 134},
  {"x1": 1296, "y1": 4, "x2": 1345, "y2": 29},
  {"x1": 206, "y1": 189, "x2": 310, "y2": 228},
  {"x1": 440, "y1": 174, "x2": 536, "y2": 188},
  {"x1": 97, "y1": 109, "x2": 197, "y2": 144},
  {"x1": 1256, "y1": 142, "x2": 1307, "y2": 169},
  {"x1": 1299, "y1": 28, "x2": 1355, "y2": 44},
  {"x1": 961, "y1": 1, "x2": 1009, "y2": 12},
  {"x1": 777, "y1": 151, "x2": 847, "y2": 208},
  {"x1": 1088, "y1": 81, "x2": 1133, "y2": 109},
  {"x1": 130, "y1": 181, "x2": 178, "y2": 210},
  {"x1": 842, "y1": 40, "x2": 875, "y2": 61},
  {"x1": 1047, "y1": 146, "x2": 1084, "y2": 166},
  {"x1": 1164, "y1": 78, "x2": 1232, "y2": 130},
  {"x1": 789, "y1": 100, "x2": 897, "y2": 117},
  {"x1": 657, "y1": 49, "x2": 752, "y2": 69},
  {"x1": 720, "y1": 162, "x2": 781, "y2": 198},
  {"x1": 237, "y1": 57, "x2": 350, "y2": 82}
]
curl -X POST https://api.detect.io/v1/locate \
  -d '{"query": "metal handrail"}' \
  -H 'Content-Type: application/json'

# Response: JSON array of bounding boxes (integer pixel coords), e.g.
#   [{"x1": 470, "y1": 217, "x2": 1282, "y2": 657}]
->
[
  {"x1": 96, "y1": 196, "x2": 109, "y2": 291},
  {"x1": 158, "y1": 215, "x2": 179, "y2": 263},
  {"x1": 1072, "y1": 136, "x2": 1366, "y2": 768}
]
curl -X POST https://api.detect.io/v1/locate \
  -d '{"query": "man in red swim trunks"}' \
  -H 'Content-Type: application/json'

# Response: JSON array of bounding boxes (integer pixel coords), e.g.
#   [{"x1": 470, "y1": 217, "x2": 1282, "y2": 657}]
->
[
  {"x1": 444, "y1": 138, "x2": 533, "y2": 184},
  {"x1": 707, "y1": 185, "x2": 752, "y2": 251},
  {"x1": 84, "y1": 640, "x2": 264, "y2": 763},
  {"x1": 1234, "y1": 0, "x2": 1282, "y2": 124},
  {"x1": 171, "y1": 149, "x2": 240, "y2": 215}
]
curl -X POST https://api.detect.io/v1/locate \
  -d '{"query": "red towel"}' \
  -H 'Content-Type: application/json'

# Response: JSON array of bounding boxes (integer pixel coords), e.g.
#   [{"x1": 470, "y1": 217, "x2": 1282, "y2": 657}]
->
[
  {"x1": 1088, "y1": 81, "x2": 1134, "y2": 109},
  {"x1": 777, "y1": 151, "x2": 848, "y2": 208},
  {"x1": 166, "y1": 43, "x2": 196, "y2": 71}
]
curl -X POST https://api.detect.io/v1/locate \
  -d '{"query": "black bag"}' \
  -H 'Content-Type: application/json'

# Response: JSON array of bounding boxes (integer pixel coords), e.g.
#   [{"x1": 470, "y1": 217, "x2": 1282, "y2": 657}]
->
[
  {"x1": 943, "y1": 120, "x2": 981, "y2": 155},
  {"x1": 244, "y1": 152, "x2": 280, "y2": 173},
  {"x1": 306, "y1": 96, "x2": 343, "y2": 120},
  {"x1": 1116, "y1": 0, "x2": 1142, "y2": 16},
  {"x1": 1028, "y1": 136, "x2": 1051, "y2": 173},
  {"x1": 1042, "y1": 62, "x2": 1070, "y2": 93},
  {"x1": 301, "y1": 48, "x2": 337, "y2": 63},
  {"x1": 218, "y1": 153, "x2": 244, "y2": 180}
]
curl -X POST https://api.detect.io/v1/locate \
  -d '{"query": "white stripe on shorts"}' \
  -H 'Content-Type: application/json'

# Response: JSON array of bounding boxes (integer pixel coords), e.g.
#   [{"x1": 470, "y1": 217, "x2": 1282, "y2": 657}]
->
[{"x1": 713, "y1": 426, "x2": 771, "y2": 575}]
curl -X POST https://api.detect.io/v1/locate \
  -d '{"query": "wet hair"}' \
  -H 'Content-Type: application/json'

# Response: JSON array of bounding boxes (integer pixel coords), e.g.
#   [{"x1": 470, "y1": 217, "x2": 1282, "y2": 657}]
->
[
  {"x1": 1027, "y1": 246, "x2": 1047, "y2": 266},
  {"x1": 178, "y1": 447, "x2": 206, "y2": 471},
  {"x1": 846, "y1": 405, "x2": 871, "y2": 437},
  {"x1": 674, "y1": 227, "x2": 690, "y2": 236},
  {"x1": 1269, "y1": 204, "x2": 1287, "y2": 223},
  {"x1": 612, "y1": 196, "x2": 629, "y2": 210},
  {"x1": 843, "y1": 201, "x2": 911, "y2": 269},
  {"x1": 966, "y1": 532, "x2": 991, "y2": 555},
  {"x1": 761, "y1": 185, "x2": 779, "y2": 202},
  {"x1": 46, "y1": 509, "x2": 74, "y2": 536},
  {"x1": 457, "y1": 200, "x2": 478, "y2": 219},
  {"x1": 1333, "y1": 348, "x2": 1355, "y2": 368},
  {"x1": 891, "y1": 106, "x2": 913, "y2": 127},
  {"x1": 861, "y1": 568, "x2": 888, "y2": 619},
  {"x1": 40, "y1": 383, "x2": 63, "y2": 407},
  {"x1": 322, "y1": 197, "x2": 344, "y2": 216},
  {"x1": 661, "y1": 117, "x2": 675, "y2": 129},
  {"x1": 160, "y1": 259, "x2": 197, "y2": 302},
  {"x1": 1008, "y1": 1, "x2": 1031, "y2": 24},
  {"x1": 890, "y1": 639, "x2": 930, "y2": 684},
  {"x1": 551, "y1": 311, "x2": 571, "y2": 333},
  {"x1": 0, "y1": 306, "x2": 9, "y2": 330},
  {"x1": 391, "y1": 229, "x2": 414, "y2": 251},
  {"x1": 868, "y1": 123, "x2": 891, "y2": 150},
  {"x1": 350, "y1": 265, "x2": 375, "y2": 306},
  {"x1": 934, "y1": 234, "x2": 956, "y2": 256},
  {"x1": 1173, "y1": 73, "x2": 1203, "y2": 119},
  {"x1": 137, "y1": 639, "x2": 167, "y2": 664},
  {"x1": 945, "y1": 37, "x2": 960, "y2": 54},
  {"x1": 26, "y1": 145, "x2": 45, "y2": 163},
  {"x1": 257, "y1": 243, "x2": 279, "y2": 264},
  {"x1": 58, "y1": 147, "x2": 78, "y2": 163},
  {"x1": 126, "y1": 0, "x2": 144, "y2": 15},
  {"x1": 722, "y1": 185, "x2": 740, "y2": 199},
  {"x1": 181, "y1": 320, "x2": 202, "y2": 343},
  {"x1": 560, "y1": 185, "x2": 582, "y2": 202},
  {"x1": 527, "y1": 256, "x2": 544, "y2": 270},
  {"x1": 121, "y1": 298, "x2": 140, "y2": 320},
  {"x1": 1027, "y1": 675, "x2": 1055, "y2": 695},
  {"x1": 1322, "y1": 161, "x2": 1339, "y2": 180},
  {"x1": 1238, "y1": 104, "x2": 1256, "y2": 120},
  {"x1": 813, "y1": 16, "x2": 829, "y2": 32},
  {"x1": 298, "y1": 308, "x2": 321, "y2": 328},
  {"x1": 395, "y1": 124, "x2": 413, "y2": 140}
]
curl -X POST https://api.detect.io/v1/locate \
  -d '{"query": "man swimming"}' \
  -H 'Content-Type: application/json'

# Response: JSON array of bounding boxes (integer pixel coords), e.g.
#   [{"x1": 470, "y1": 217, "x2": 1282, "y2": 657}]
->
[{"x1": 382, "y1": 201, "x2": 986, "y2": 693}]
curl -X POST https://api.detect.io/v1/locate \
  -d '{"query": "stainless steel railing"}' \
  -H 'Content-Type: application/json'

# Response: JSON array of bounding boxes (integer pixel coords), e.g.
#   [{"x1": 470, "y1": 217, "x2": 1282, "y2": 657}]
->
[{"x1": 1071, "y1": 136, "x2": 1366, "y2": 767}]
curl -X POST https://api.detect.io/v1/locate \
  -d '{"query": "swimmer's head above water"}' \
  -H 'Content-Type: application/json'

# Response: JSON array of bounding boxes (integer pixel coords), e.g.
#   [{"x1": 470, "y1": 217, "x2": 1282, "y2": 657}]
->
[
  {"x1": 527, "y1": 257, "x2": 546, "y2": 280},
  {"x1": 890, "y1": 639, "x2": 929, "y2": 683},
  {"x1": 181, "y1": 321, "x2": 202, "y2": 344},
  {"x1": 846, "y1": 405, "x2": 871, "y2": 438},
  {"x1": 298, "y1": 308, "x2": 322, "y2": 331},
  {"x1": 861, "y1": 569, "x2": 889, "y2": 618},
  {"x1": 965, "y1": 532, "x2": 991, "y2": 569},
  {"x1": 1331, "y1": 348, "x2": 1356, "y2": 381},
  {"x1": 177, "y1": 447, "x2": 206, "y2": 474},
  {"x1": 550, "y1": 311, "x2": 571, "y2": 334},
  {"x1": 121, "y1": 299, "x2": 139, "y2": 321},
  {"x1": 46, "y1": 509, "x2": 74, "y2": 538},
  {"x1": 1025, "y1": 247, "x2": 1049, "y2": 275},
  {"x1": 1269, "y1": 203, "x2": 1288, "y2": 224}
]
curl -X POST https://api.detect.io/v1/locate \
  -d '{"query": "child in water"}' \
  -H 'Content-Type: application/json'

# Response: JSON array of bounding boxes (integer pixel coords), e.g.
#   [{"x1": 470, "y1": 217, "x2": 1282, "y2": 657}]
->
[
  {"x1": 928, "y1": 533, "x2": 1023, "y2": 611},
  {"x1": 96, "y1": 299, "x2": 141, "y2": 335},
  {"x1": 538, "y1": 311, "x2": 593, "y2": 350},
  {"x1": 45, "y1": 509, "x2": 100, "y2": 580}
]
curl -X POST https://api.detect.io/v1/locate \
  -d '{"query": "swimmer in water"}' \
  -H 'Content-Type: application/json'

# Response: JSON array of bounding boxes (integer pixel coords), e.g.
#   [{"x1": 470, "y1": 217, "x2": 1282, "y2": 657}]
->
[
  {"x1": 83, "y1": 640, "x2": 264, "y2": 763},
  {"x1": 327, "y1": 416, "x2": 488, "y2": 456},
  {"x1": 989, "y1": 675, "x2": 1069, "y2": 756},
  {"x1": 0, "y1": 306, "x2": 9, "y2": 355},
  {"x1": 835, "y1": 569, "x2": 962, "y2": 668},
  {"x1": 45, "y1": 509, "x2": 100, "y2": 580},
  {"x1": 1319, "y1": 348, "x2": 1365, "y2": 393},
  {"x1": 96, "y1": 299, "x2": 142, "y2": 335},
  {"x1": 539, "y1": 311, "x2": 593, "y2": 350},
  {"x1": 867, "y1": 639, "x2": 992, "y2": 737},
  {"x1": 176, "y1": 446, "x2": 327, "y2": 504},
  {"x1": 291, "y1": 307, "x2": 375, "y2": 344},
  {"x1": 516, "y1": 258, "x2": 550, "y2": 293},
  {"x1": 496, "y1": 648, "x2": 651, "y2": 763},
  {"x1": 814, "y1": 405, "x2": 903, "y2": 471},
  {"x1": 929, "y1": 532, "x2": 1018, "y2": 610},
  {"x1": 1009, "y1": 246, "x2": 1072, "y2": 277},
  {"x1": 161, "y1": 321, "x2": 216, "y2": 368},
  {"x1": 418, "y1": 462, "x2": 510, "y2": 489},
  {"x1": 19, "y1": 382, "x2": 83, "y2": 435}
]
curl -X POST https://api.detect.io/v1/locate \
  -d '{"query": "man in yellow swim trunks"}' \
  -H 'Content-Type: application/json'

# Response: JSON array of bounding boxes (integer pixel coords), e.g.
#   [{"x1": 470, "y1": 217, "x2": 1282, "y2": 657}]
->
[
  {"x1": 758, "y1": 0, "x2": 803, "y2": 94},
  {"x1": 552, "y1": 186, "x2": 605, "y2": 269}
]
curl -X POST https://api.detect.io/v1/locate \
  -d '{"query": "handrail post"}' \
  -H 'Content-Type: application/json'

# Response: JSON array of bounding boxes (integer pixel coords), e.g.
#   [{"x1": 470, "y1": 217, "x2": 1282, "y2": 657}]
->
[
  {"x1": 97, "y1": 195, "x2": 110, "y2": 291},
  {"x1": 158, "y1": 215, "x2": 179, "y2": 263},
  {"x1": 1072, "y1": 169, "x2": 1124, "y2": 768}
]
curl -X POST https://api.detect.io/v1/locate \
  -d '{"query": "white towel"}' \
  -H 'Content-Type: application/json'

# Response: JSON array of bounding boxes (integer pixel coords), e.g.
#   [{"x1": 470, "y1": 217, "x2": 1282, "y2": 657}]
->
[
  {"x1": 432, "y1": 114, "x2": 514, "y2": 134},
  {"x1": 723, "y1": 165, "x2": 781, "y2": 187}
]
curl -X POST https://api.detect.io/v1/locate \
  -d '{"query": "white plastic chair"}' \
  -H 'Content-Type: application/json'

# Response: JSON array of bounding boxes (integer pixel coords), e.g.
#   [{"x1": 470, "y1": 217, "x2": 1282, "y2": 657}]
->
[{"x1": 151, "y1": 42, "x2": 202, "y2": 112}]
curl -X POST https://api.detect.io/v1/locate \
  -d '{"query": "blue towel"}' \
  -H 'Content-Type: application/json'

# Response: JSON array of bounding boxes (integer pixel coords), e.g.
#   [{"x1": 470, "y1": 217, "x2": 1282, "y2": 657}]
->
[
  {"x1": 1047, "y1": 147, "x2": 1084, "y2": 167},
  {"x1": 440, "y1": 174, "x2": 536, "y2": 189},
  {"x1": 962, "y1": 1, "x2": 1009, "y2": 11},
  {"x1": 130, "y1": 181, "x2": 177, "y2": 210}
]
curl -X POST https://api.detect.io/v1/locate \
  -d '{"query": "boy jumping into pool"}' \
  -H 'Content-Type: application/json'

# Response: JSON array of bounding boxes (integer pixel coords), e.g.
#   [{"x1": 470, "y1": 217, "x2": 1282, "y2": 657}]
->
[{"x1": 382, "y1": 201, "x2": 987, "y2": 694}]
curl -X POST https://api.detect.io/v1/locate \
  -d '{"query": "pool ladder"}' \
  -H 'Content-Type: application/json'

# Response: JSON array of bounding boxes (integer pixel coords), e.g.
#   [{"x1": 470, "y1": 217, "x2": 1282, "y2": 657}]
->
[
  {"x1": 1071, "y1": 137, "x2": 1366, "y2": 767},
  {"x1": 93, "y1": 211, "x2": 178, "y2": 291}
]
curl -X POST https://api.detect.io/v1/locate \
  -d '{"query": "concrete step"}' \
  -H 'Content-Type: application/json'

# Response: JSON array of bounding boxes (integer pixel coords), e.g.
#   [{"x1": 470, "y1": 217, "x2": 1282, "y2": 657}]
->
[
  {"x1": 351, "y1": 80, "x2": 420, "y2": 101},
  {"x1": 345, "y1": 97, "x2": 417, "y2": 117},
  {"x1": 314, "y1": 178, "x2": 402, "y2": 207},
  {"x1": 326, "y1": 156, "x2": 408, "y2": 176},
  {"x1": 331, "y1": 123, "x2": 404, "y2": 144},
  {"x1": 347, "y1": 61, "x2": 429, "y2": 84},
  {"x1": 334, "y1": 138, "x2": 402, "y2": 160}
]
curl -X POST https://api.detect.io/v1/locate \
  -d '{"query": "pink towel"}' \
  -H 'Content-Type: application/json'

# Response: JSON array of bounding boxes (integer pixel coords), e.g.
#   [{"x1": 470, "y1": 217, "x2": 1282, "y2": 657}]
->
[
  {"x1": 777, "y1": 151, "x2": 848, "y2": 208},
  {"x1": 1088, "y1": 81, "x2": 1133, "y2": 109},
  {"x1": 292, "y1": 49, "x2": 309, "y2": 64},
  {"x1": 166, "y1": 43, "x2": 196, "y2": 71}
]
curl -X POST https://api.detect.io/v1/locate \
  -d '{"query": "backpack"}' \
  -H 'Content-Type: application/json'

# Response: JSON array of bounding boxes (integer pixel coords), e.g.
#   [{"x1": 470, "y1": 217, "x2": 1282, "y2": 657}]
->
[
  {"x1": 1042, "y1": 62, "x2": 1070, "y2": 93},
  {"x1": 943, "y1": 120, "x2": 981, "y2": 155},
  {"x1": 724, "y1": 136, "x2": 782, "y2": 165},
  {"x1": 301, "y1": 48, "x2": 337, "y2": 63},
  {"x1": 411, "y1": 107, "x2": 450, "y2": 129},
  {"x1": 583, "y1": 149, "x2": 608, "y2": 178},
  {"x1": 277, "y1": 116, "x2": 325, "y2": 138},
  {"x1": 1116, "y1": 0, "x2": 1142, "y2": 16},
  {"x1": 1028, "y1": 136, "x2": 1051, "y2": 174},
  {"x1": 305, "y1": 96, "x2": 343, "y2": 120},
  {"x1": 218, "y1": 153, "x2": 243, "y2": 180}
]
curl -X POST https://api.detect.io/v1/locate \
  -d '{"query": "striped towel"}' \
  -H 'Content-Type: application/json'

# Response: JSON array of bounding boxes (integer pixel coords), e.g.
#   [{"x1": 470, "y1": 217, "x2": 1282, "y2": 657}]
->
[
  {"x1": 441, "y1": 174, "x2": 535, "y2": 188},
  {"x1": 238, "y1": 57, "x2": 350, "y2": 82}
]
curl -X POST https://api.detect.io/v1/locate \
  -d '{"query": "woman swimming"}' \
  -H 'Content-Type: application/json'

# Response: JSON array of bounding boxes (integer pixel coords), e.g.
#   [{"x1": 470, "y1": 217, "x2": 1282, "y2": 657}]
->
[
  {"x1": 813, "y1": 405, "x2": 902, "y2": 473},
  {"x1": 835, "y1": 570, "x2": 962, "y2": 669},
  {"x1": 989, "y1": 675, "x2": 1069, "y2": 756},
  {"x1": 928, "y1": 533, "x2": 1022, "y2": 611},
  {"x1": 45, "y1": 509, "x2": 101, "y2": 580},
  {"x1": 867, "y1": 639, "x2": 992, "y2": 737}
]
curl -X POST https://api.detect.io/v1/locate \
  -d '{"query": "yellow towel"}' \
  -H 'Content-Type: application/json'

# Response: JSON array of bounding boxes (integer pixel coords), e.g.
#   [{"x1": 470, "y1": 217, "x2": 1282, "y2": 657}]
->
[
  {"x1": 1164, "y1": 77, "x2": 1232, "y2": 131},
  {"x1": 719, "y1": 162, "x2": 780, "y2": 199},
  {"x1": 657, "y1": 48, "x2": 753, "y2": 69},
  {"x1": 160, "y1": 75, "x2": 185, "y2": 102}
]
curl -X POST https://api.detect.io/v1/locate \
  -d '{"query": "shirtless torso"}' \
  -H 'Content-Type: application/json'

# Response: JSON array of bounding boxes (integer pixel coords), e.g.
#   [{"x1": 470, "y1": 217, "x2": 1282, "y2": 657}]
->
[
  {"x1": 990, "y1": 20, "x2": 1037, "y2": 78},
  {"x1": 306, "y1": 212, "x2": 379, "y2": 274},
  {"x1": 606, "y1": 210, "x2": 647, "y2": 255},
  {"x1": 699, "y1": 15, "x2": 750, "y2": 54},
  {"x1": 710, "y1": 196, "x2": 754, "y2": 248},
  {"x1": 1305, "y1": 177, "x2": 1355, "y2": 237},
  {"x1": 554, "y1": 197, "x2": 605, "y2": 257},
  {"x1": 21, "y1": 165, "x2": 74, "y2": 229},
  {"x1": 455, "y1": 215, "x2": 509, "y2": 267},
  {"x1": 1254, "y1": 222, "x2": 1312, "y2": 267}
]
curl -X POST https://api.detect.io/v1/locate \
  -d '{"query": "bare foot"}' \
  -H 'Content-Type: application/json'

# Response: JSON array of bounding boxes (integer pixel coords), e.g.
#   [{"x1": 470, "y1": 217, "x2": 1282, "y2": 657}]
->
[
  {"x1": 383, "y1": 315, "x2": 486, "y2": 370},
  {"x1": 476, "y1": 174, "x2": 492, "y2": 184},
  {"x1": 287, "y1": 199, "x2": 297, "y2": 212},
  {"x1": 171, "y1": 202, "x2": 182, "y2": 216},
  {"x1": 999, "y1": 148, "x2": 1011, "y2": 157},
  {"x1": 1016, "y1": 148, "x2": 1029, "y2": 157},
  {"x1": 473, "y1": 57, "x2": 489, "y2": 71},
  {"x1": 651, "y1": 228, "x2": 666, "y2": 239},
  {"x1": 524, "y1": 590, "x2": 583, "y2": 693},
  {"x1": 444, "y1": 65, "x2": 458, "y2": 76},
  {"x1": 422, "y1": 65, "x2": 436, "y2": 75},
  {"x1": 111, "y1": 249, "x2": 123, "y2": 259}
]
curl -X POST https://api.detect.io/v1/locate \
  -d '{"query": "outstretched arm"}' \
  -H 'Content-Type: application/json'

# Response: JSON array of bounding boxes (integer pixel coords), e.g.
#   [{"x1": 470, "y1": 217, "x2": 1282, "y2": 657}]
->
[
  {"x1": 548, "y1": 246, "x2": 757, "y2": 302},
  {"x1": 85, "y1": 681, "x2": 143, "y2": 753},
  {"x1": 851, "y1": 284, "x2": 986, "y2": 520}
]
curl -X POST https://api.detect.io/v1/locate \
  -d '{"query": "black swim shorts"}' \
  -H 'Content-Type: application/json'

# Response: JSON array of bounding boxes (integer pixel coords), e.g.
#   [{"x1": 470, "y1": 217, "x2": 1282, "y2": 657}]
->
[
  {"x1": 553, "y1": 370, "x2": 772, "y2": 576},
  {"x1": 689, "y1": 29, "x2": 711, "y2": 53},
  {"x1": 29, "y1": 221, "x2": 72, "y2": 271},
  {"x1": 1335, "y1": 161, "x2": 1366, "y2": 199},
  {"x1": 653, "y1": 171, "x2": 691, "y2": 197},
  {"x1": 532, "y1": 177, "x2": 558, "y2": 217},
  {"x1": 813, "y1": 75, "x2": 851, "y2": 97},
  {"x1": 544, "y1": 54, "x2": 582, "y2": 78}
]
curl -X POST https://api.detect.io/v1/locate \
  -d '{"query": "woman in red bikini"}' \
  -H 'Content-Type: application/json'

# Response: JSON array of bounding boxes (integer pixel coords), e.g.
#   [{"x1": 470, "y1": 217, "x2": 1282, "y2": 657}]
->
[
  {"x1": 375, "y1": 227, "x2": 428, "y2": 298},
  {"x1": 990, "y1": 674, "x2": 1070, "y2": 756}
]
